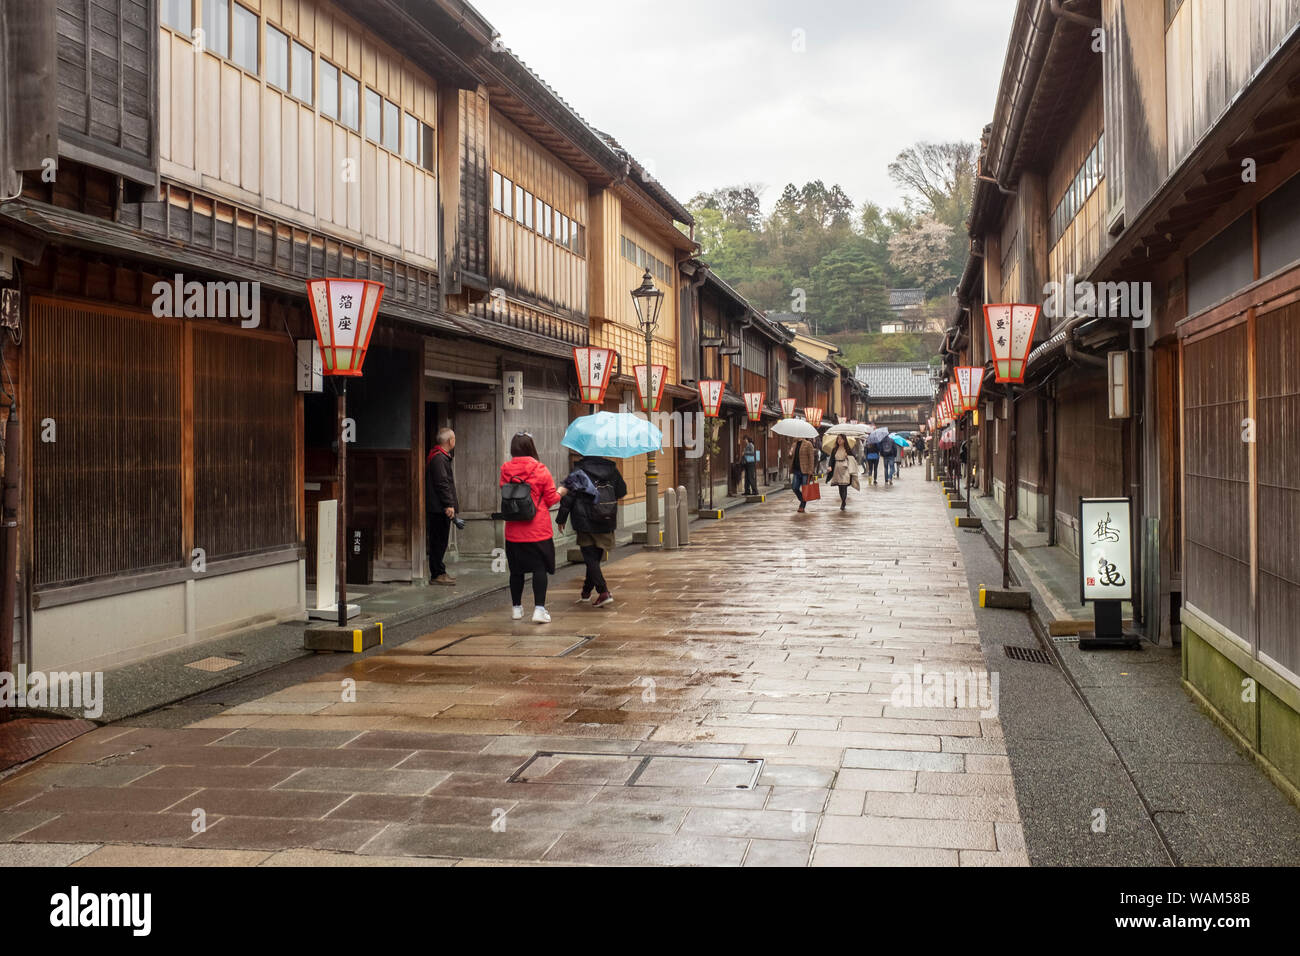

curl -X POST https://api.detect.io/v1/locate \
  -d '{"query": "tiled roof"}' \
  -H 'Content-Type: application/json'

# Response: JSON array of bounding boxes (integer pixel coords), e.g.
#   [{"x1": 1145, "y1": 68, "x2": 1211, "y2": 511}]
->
[
  {"x1": 854, "y1": 363, "x2": 935, "y2": 399},
  {"x1": 889, "y1": 289, "x2": 926, "y2": 309}
]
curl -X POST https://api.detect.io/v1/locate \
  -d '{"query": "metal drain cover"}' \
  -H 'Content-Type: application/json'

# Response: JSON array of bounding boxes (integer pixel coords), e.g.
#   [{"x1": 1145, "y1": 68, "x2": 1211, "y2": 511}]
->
[
  {"x1": 1003, "y1": 645, "x2": 1054, "y2": 664},
  {"x1": 508, "y1": 751, "x2": 764, "y2": 789}
]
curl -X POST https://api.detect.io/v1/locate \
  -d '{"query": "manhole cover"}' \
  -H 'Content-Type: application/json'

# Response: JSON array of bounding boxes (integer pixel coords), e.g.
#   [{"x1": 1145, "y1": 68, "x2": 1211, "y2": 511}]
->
[
  {"x1": 428, "y1": 633, "x2": 593, "y2": 657},
  {"x1": 185, "y1": 656, "x2": 242, "y2": 672},
  {"x1": 1003, "y1": 645, "x2": 1054, "y2": 665},
  {"x1": 508, "y1": 751, "x2": 764, "y2": 789}
]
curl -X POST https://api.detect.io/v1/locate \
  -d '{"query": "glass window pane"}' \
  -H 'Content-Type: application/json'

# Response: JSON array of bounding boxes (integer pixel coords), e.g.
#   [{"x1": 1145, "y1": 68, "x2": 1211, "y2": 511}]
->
[
  {"x1": 163, "y1": 0, "x2": 192, "y2": 34},
  {"x1": 291, "y1": 41, "x2": 312, "y2": 103},
  {"x1": 231, "y1": 3, "x2": 257, "y2": 72},
  {"x1": 403, "y1": 113, "x2": 418, "y2": 162},
  {"x1": 340, "y1": 73, "x2": 359, "y2": 130},
  {"x1": 492, "y1": 171, "x2": 502, "y2": 211},
  {"x1": 524, "y1": 193, "x2": 533, "y2": 229},
  {"x1": 502, "y1": 177, "x2": 512, "y2": 217},
  {"x1": 202, "y1": 0, "x2": 229, "y2": 58},
  {"x1": 319, "y1": 61, "x2": 339, "y2": 119},
  {"x1": 421, "y1": 123, "x2": 435, "y2": 172},
  {"x1": 515, "y1": 185, "x2": 525, "y2": 223},
  {"x1": 383, "y1": 99, "x2": 399, "y2": 152},
  {"x1": 265, "y1": 24, "x2": 288, "y2": 90},
  {"x1": 365, "y1": 88, "x2": 381, "y2": 142}
]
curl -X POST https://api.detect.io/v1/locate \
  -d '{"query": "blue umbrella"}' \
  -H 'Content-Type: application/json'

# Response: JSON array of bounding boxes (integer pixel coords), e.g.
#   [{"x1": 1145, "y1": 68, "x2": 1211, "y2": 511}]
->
[
  {"x1": 562, "y1": 411, "x2": 663, "y2": 458},
  {"x1": 891, "y1": 434, "x2": 913, "y2": 448}
]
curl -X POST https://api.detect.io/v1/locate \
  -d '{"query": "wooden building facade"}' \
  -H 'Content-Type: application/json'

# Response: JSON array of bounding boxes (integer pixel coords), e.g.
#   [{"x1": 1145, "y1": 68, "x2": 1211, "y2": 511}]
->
[
  {"x1": 949, "y1": 0, "x2": 1300, "y2": 800},
  {"x1": 0, "y1": 0, "x2": 698, "y2": 671}
]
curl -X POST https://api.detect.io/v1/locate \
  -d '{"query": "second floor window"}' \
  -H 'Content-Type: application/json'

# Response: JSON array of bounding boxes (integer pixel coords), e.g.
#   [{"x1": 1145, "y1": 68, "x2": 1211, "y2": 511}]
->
[
  {"x1": 340, "y1": 74, "x2": 360, "y2": 131},
  {"x1": 202, "y1": 0, "x2": 229, "y2": 59},
  {"x1": 230, "y1": 3, "x2": 257, "y2": 73},
  {"x1": 290, "y1": 41, "x2": 312, "y2": 104},
  {"x1": 162, "y1": 0, "x2": 191, "y2": 34},
  {"x1": 319, "y1": 61, "x2": 339, "y2": 120},
  {"x1": 265, "y1": 25, "x2": 288, "y2": 90}
]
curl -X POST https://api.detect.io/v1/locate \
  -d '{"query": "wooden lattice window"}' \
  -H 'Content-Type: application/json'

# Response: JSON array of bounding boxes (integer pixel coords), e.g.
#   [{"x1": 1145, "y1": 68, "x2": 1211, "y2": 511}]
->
[
  {"x1": 1182, "y1": 324, "x2": 1251, "y2": 641},
  {"x1": 193, "y1": 329, "x2": 296, "y2": 559},
  {"x1": 31, "y1": 299, "x2": 183, "y2": 587}
]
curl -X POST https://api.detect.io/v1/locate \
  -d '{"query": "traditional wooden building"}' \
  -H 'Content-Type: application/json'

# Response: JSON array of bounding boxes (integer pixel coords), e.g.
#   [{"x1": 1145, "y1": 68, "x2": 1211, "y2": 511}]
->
[
  {"x1": 951, "y1": 0, "x2": 1300, "y2": 799},
  {"x1": 681, "y1": 267, "x2": 793, "y2": 504},
  {"x1": 0, "y1": 0, "x2": 696, "y2": 671},
  {"x1": 854, "y1": 363, "x2": 934, "y2": 431}
]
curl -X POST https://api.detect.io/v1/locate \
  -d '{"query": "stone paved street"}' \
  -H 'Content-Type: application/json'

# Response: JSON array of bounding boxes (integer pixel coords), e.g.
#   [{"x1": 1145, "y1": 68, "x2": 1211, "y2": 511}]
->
[{"x1": 0, "y1": 470, "x2": 1025, "y2": 866}]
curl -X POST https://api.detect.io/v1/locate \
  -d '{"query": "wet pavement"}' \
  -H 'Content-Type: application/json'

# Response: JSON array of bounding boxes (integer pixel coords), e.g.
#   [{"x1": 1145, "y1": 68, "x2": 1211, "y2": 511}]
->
[{"x1": 0, "y1": 466, "x2": 1028, "y2": 866}]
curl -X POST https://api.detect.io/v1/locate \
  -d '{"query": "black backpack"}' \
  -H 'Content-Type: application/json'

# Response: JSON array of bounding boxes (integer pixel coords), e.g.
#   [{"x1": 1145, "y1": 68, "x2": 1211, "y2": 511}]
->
[
  {"x1": 500, "y1": 479, "x2": 536, "y2": 522},
  {"x1": 591, "y1": 480, "x2": 618, "y2": 522}
]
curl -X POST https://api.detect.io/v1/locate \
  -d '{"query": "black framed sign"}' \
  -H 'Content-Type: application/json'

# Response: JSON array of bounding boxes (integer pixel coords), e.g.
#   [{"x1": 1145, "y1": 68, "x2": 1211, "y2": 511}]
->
[{"x1": 1079, "y1": 497, "x2": 1133, "y2": 604}]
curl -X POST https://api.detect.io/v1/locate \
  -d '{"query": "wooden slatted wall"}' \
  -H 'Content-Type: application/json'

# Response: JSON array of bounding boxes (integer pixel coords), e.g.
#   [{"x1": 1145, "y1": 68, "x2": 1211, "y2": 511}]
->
[
  {"x1": 30, "y1": 299, "x2": 183, "y2": 587},
  {"x1": 193, "y1": 328, "x2": 297, "y2": 559}
]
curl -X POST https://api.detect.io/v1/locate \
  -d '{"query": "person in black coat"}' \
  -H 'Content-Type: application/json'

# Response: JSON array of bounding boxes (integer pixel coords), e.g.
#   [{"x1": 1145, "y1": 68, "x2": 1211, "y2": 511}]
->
[
  {"x1": 556, "y1": 455, "x2": 627, "y2": 607},
  {"x1": 426, "y1": 428, "x2": 458, "y2": 585}
]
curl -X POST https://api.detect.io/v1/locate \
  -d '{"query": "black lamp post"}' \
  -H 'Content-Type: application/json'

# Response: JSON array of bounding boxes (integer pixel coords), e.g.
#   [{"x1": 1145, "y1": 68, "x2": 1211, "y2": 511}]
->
[{"x1": 631, "y1": 268, "x2": 665, "y2": 550}]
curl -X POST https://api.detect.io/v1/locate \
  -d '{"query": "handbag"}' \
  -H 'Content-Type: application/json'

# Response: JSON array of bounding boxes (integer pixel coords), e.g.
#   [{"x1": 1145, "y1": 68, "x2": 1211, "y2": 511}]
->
[
  {"x1": 850, "y1": 473, "x2": 861, "y2": 491},
  {"x1": 801, "y1": 481, "x2": 821, "y2": 502}
]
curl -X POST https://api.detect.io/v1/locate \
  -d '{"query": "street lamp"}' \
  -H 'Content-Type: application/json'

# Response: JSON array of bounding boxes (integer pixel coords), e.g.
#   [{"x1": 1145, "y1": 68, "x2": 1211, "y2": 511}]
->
[
  {"x1": 306, "y1": 277, "x2": 385, "y2": 628},
  {"x1": 955, "y1": 366, "x2": 985, "y2": 517},
  {"x1": 631, "y1": 269, "x2": 665, "y2": 550},
  {"x1": 983, "y1": 303, "x2": 1042, "y2": 588}
]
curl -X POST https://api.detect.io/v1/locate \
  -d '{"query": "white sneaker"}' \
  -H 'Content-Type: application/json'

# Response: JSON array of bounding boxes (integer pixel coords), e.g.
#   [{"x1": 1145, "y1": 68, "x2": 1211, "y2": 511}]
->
[
  {"x1": 511, "y1": 606, "x2": 523, "y2": 620},
  {"x1": 532, "y1": 606, "x2": 551, "y2": 624}
]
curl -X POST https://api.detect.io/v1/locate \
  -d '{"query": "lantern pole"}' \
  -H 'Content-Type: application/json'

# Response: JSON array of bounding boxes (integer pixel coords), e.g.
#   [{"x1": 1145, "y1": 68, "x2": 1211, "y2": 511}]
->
[
  {"x1": 336, "y1": 378, "x2": 349, "y2": 628},
  {"x1": 643, "y1": 325, "x2": 660, "y2": 551},
  {"x1": 1003, "y1": 383, "x2": 1016, "y2": 589}
]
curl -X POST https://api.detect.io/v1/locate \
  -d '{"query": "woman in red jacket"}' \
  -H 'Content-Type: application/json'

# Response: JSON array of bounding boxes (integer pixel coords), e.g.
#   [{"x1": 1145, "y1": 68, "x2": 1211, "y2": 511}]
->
[{"x1": 499, "y1": 433, "x2": 566, "y2": 623}]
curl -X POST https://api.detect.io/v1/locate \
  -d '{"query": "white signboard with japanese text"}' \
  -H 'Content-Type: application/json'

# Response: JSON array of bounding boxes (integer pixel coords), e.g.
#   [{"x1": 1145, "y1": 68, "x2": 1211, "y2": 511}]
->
[
  {"x1": 1079, "y1": 497, "x2": 1133, "y2": 602},
  {"x1": 503, "y1": 370, "x2": 523, "y2": 410}
]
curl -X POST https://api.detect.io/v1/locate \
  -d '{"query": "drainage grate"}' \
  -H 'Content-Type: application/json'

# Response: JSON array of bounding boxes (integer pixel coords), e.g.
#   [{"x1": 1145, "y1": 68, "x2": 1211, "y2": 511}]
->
[
  {"x1": 1051, "y1": 634, "x2": 1080, "y2": 644},
  {"x1": 429, "y1": 633, "x2": 594, "y2": 657},
  {"x1": 508, "y1": 751, "x2": 764, "y2": 790},
  {"x1": 1003, "y1": 644, "x2": 1054, "y2": 665}
]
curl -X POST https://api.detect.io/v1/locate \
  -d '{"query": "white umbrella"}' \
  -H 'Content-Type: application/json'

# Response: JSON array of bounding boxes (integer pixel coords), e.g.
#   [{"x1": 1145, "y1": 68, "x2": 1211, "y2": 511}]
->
[
  {"x1": 826, "y1": 422, "x2": 871, "y2": 436},
  {"x1": 772, "y1": 418, "x2": 818, "y2": 439}
]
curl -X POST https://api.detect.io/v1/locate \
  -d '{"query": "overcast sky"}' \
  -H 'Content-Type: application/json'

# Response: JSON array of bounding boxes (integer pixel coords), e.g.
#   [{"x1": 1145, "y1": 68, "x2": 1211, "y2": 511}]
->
[{"x1": 473, "y1": 0, "x2": 1018, "y2": 216}]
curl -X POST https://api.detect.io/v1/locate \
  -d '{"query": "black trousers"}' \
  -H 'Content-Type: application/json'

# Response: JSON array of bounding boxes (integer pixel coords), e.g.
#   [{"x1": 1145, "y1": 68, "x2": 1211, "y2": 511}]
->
[
  {"x1": 427, "y1": 512, "x2": 451, "y2": 579},
  {"x1": 743, "y1": 461, "x2": 758, "y2": 495},
  {"x1": 580, "y1": 544, "x2": 608, "y2": 595},
  {"x1": 510, "y1": 571, "x2": 548, "y2": 607},
  {"x1": 838, "y1": 484, "x2": 849, "y2": 505}
]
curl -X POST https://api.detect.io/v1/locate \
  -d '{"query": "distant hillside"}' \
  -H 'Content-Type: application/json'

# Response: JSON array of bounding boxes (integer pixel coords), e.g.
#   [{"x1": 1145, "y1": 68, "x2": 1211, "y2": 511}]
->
[{"x1": 828, "y1": 332, "x2": 944, "y2": 368}]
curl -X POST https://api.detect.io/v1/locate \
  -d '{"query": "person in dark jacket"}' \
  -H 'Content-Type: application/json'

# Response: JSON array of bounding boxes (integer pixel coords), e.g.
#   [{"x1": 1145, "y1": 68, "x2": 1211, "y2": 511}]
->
[
  {"x1": 425, "y1": 428, "x2": 458, "y2": 585},
  {"x1": 880, "y1": 430, "x2": 898, "y2": 484},
  {"x1": 557, "y1": 455, "x2": 627, "y2": 607}
]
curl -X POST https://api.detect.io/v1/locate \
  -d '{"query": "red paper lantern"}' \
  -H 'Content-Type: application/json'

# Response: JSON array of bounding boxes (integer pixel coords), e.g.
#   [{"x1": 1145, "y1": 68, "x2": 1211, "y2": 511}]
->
[
  {"x1": 699, "y1": 380, "x2": 725, "y2": 418},
  {"x1": 804, "y1": 407, "x2": 823, "y2": 429},
  {"x1": 948, "y1": 383, "x2": 963, "y2": 419},
  {"x1": 955, "y1": 366, "x2": 984, "y2": 412},
  {"x1": 573, "y1": 346, "x2": 616, "y2": 405},
  {"x1": 780, "y1": 397, "x2": 796, "y2": 418},
  {"x1": 983, "y1": 304, "x2": 1041, "y2": 383},
  {"x1": 633, "y1": 363, "x2": 667, "y2": 413},
  {"x1": 743, "y1": 392, "x2": 763, "y2": 422},
  {"x1": 306, "y1": 278, "x2": 385, "y2": 375}
]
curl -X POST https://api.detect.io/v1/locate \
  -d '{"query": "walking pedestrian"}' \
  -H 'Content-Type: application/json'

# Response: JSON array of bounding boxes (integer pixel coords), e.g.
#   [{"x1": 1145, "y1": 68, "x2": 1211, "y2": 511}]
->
[
  {"x1": 425, "y1": 427, "x2": 458, "y2": 586},
  {"x1": 556, "y1": 455, "x2": 626, "y2": 608},
  {"x1": 827, "y1": 435, "x2": 855, "y2": 510},
  {"x1": 865, "y1": 433, "x2": 880, "y2": 485},
  {"x1": 741, "y1": 435, "x2": 759, "y2": 496},
  {"x1": 790, "y1": 436, "x2": 817, "y2": 513},
  {"x1": 499, "y1": 432, "x2": 567, "y2": 624},
  {"x1": 881, "y1": 430, "x2": 898, "y2": 484}
]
